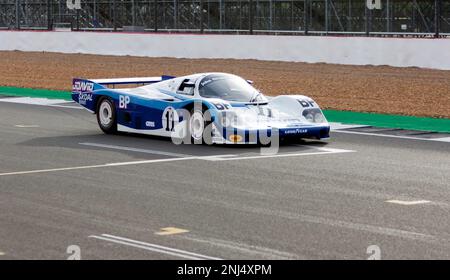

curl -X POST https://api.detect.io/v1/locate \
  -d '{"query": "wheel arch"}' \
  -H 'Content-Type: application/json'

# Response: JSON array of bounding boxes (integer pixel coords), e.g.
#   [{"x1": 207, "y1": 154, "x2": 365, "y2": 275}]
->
[
  {"x1": 181, "y1": 100, "x2": 211, "y2": 113},
  {"x1": 94, "y1": 94, "x2": 116, "y2": 114}
]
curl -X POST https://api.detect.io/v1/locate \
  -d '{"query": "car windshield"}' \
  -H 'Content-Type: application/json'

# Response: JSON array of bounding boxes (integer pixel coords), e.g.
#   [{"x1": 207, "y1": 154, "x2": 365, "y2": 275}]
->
[{"x1": 198, "y1": 74, "x2": 264, "y2": 102}]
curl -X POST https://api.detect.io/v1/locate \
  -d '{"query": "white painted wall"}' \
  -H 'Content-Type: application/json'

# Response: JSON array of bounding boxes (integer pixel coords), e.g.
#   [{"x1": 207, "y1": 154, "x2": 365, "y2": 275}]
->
[{"x1": 1, "y1": 31, "x2": 450, "y2": 70}]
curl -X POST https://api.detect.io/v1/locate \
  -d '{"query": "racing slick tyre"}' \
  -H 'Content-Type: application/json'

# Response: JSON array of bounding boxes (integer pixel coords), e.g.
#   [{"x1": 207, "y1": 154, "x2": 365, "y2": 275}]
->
[
  {"x1": 189, "y1": 108, "x2": 212, "y2": 145},
  {"x1": 97, "y1": 97, "x2": 117, "y2": 134}
]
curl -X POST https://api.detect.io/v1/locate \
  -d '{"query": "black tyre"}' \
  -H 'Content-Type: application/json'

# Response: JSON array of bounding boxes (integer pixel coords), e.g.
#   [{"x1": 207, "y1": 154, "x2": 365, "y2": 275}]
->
[{"x1": 96, "y1": 97, "x2": 117, "y2": 134}]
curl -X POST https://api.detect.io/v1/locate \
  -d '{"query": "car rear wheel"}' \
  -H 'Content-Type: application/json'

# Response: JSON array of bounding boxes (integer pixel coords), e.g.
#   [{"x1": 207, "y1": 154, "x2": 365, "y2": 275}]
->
[{"x1": 97, "y1": 97, "x2": 117, "y2": 134}]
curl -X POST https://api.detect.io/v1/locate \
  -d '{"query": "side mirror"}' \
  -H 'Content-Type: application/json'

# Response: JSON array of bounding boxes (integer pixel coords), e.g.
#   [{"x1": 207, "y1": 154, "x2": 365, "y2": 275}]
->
[{"x1": 246, "y1": 80, "x2": 254, "y2": 85}]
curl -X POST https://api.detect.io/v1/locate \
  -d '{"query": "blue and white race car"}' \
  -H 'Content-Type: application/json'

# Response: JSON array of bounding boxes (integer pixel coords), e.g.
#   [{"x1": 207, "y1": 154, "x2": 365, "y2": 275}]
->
[{"x1": 72, "y1": 72, "x2": 330, "y2": 144}]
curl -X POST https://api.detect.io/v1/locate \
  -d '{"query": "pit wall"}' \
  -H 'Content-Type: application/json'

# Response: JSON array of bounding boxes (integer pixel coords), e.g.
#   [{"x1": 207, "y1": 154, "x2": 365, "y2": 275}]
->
[{"x1": 1, "y1": 31, "x2": 450, "y2": 70}]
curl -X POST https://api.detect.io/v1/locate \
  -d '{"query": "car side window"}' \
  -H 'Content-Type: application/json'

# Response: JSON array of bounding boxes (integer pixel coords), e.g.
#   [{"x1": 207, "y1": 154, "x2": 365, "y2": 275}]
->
[{"x1": 177, "y1": 79, "x2": 195, "y2": 96}]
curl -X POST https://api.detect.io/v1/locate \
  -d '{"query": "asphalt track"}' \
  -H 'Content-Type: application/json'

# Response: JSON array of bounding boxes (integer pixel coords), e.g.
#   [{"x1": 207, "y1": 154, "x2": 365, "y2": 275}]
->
[{"x1": 0, "y1": 101, "x2": 449, "y2": 260}]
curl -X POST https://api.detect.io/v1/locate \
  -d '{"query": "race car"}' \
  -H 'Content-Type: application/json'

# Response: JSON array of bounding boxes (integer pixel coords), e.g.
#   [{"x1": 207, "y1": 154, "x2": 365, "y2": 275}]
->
[{"x1": 72, "y1": 72, "x2": 330, "y2": 144}]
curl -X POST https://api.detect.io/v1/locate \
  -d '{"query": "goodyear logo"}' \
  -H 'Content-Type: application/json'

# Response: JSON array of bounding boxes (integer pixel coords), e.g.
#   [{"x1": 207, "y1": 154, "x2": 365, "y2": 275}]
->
[{"x1": 284, "y1": 128, "x2": 308, "y2": 135}]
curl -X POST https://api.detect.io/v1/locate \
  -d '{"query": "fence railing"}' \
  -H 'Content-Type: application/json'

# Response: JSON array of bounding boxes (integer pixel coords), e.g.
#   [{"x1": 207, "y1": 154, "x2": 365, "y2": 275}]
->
[{"x1": 0, "y1": 0, "x2": 448, "y2": 37}]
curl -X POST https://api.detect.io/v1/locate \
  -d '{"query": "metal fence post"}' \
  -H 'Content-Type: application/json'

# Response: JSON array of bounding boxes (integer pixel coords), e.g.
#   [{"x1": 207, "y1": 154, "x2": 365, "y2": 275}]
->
[
  {"x1": 219, "y1": 0, "x2": 223, "y2": 29},
  {"x1": 386, "y1": 0, "x2": 390, "y2": 32},
  {"x1": 154, "y1": 0, "x2": 158, "y2": 32},
  {"x1": 47, "y1": 0, "x2": 52, "y2": 30},
  {"x1": 290, "y1": 0, "x2": 293, "y2": 30},
  {"x1": 76, "y1": 9, "x2": 80, "y2": 30},
  {"x1": 15, "y1": 0, "x2": 20, "y2": 29},
  {"x1": 269, "y1": 0, "x2": 273, "y2": 30},
  {"x1": 173, "y1": 0, "x2": 177, "y2": 29},
  {"x1": 200, "y1": 0, "x2": 204, "y2": 33},
  {"x1": 249, "y1": 0, "x2": 253, "y2": 34},
  {"x1": 304, "y1": 0, "x2": 309, "y2": 35},
  {"x1": 365, "y1": 1, "x2": 369, "y2": 36},
  {"x1": 113, "y1": 0, "x2": 117, "y2": 31},
  {"x1": 325, "y1": 0, "x2": 328, "y2": 34},
  {"x1": 435, "y1": 0, "x2": 441, "y2": 37},
  {"x1": 132, "y1": 0, "x2": 136, "y2": 26}
]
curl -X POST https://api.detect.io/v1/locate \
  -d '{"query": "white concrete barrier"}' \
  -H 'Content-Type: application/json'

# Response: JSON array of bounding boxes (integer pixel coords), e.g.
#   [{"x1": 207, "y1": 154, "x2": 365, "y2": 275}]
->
[{"x1": 1, "y1": 31, "x2": 450, "y2": 70}]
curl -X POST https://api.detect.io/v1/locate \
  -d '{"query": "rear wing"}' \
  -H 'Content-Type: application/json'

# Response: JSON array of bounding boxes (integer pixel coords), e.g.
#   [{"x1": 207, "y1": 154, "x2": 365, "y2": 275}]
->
[
  {"x1": 91, "y1": 75, "x2": 175, "y2": 87},
  {"x1": 72, "y1": 75, "x2": 175, "y2": 111}
]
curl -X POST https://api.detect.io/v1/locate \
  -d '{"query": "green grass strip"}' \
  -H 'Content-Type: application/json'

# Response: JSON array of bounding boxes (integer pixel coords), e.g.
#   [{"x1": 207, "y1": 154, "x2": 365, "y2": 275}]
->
[
  {"x1": 0, "y1": 86, "x2": 449, "y2": 133},
  {"x1": 324, "y1": 110, "x2": 450, "y2": 133},
  {"x1": 0, "y1": 86, "x2": 71, "y2": 101}
]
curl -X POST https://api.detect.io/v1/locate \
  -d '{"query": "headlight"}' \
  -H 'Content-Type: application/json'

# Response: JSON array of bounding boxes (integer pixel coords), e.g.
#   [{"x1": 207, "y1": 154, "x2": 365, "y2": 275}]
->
[
  {"x1": 220, "y1": 111, "x2": 238, "y2": 127},
  {"x1": 220, "y1": 112, "x2": 228, "y2": 127},
  {"x1": 303, "y1": 109, "x2": 326, "y2": 123},
  {"x1": 314, "y1": 112, "x2": 325, "y2": 123}
]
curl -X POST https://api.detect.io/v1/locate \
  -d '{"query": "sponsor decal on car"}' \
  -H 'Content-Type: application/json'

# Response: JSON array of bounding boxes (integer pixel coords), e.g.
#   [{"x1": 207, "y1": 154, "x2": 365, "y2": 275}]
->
[
  {"x1": 284, "y1": 128, "x2": 308, "y2": 134},
  {"x1": 119, "y1": 95, "x2": 131, "y2": 109},
  {"x1": 73, "y1": 81, "x2": 94, "y2": 93},
  {"x1": 145, "y1": 121, "x2": 155, "y2": 128},
  {"x1": 78, "y1": 92, "x2": 93, "y2": 105},
  {"x1": 73, "y1": 81, "x2": 94, "y2": 105}
]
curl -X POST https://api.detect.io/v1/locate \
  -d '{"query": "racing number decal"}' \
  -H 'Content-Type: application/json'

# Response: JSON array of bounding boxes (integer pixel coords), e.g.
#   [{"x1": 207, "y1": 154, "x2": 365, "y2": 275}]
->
[
  {"x1": 297, "y1": 99, "x2": 315, "y2": 108},
  {"x1": 163, "y1": 107, "x2": 177, "y2": 132},
  {"x1": 119, "y1": 95, "x2": 131, "y2": 109},
  {"x1": 165, "y1": 110, "x2": 174, "y2": 131}
]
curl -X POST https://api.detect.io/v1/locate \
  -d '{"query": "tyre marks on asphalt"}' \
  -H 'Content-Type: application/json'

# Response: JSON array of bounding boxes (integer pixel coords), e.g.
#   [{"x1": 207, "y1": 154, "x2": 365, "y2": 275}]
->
[{"x1": 178, "y1": 234, "x2": 300, "y2": 260}]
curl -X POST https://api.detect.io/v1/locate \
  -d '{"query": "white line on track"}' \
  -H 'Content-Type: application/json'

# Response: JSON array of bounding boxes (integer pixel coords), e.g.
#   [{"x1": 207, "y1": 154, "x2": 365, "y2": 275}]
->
[
  {"x1": 0, "y1": 97, "x2": 83, "y2": 110},
  {"x1": 79, "y1": 142, "x2": 354, "y2": 162},
  {"x1": 79, "y1": 142, "x2": 194, "y2": 158},
  {"x1": 48, "y1": 104, "x2": 84, "y2": 110},
  {"x1": 386, "y1": 200, "x2": 431, "y2": 205},
  {"x1": 0, "y1": 157, "x2": 196, "y2": 177},
  {"x1": 433, "y1": 137, "x2": 450, "y2": 142},
  {"x1": 203, "y1": 147, "x2": 354, "y2": 161},
  {"x1": 14, "y1": 125, "x2": 40, "y2": 128},
  {"x1": 0, "y1": 145, "x2": 353, "y2": 177},
  {"x1": 0, "y1": 97, "x2": 71, "y2": 105},
  {"x1": 89, "y1": 234, "x2": 222, "y2": 260},
  {"x1": 329, "y1": 122, "x2": 370, "y2": 130},
  {"x1": 333, "y1": 129, "x2": 450, "y2": 143}
]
